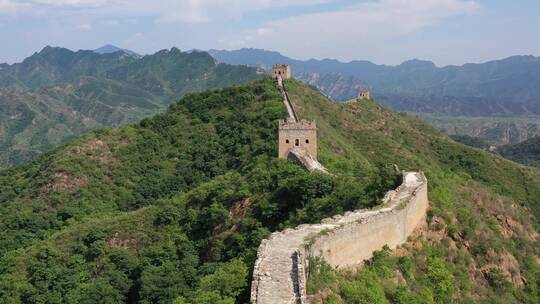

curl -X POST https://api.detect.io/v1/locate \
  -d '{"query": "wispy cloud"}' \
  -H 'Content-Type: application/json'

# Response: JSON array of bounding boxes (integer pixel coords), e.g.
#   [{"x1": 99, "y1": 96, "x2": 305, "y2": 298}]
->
[
  {"x1": 2, "y1": 0, "x2": 536, "y2": 66},
  {"x1": 222, "y1": 0, "x2": 479, "y2": 61},
  {"x1": 76, "y1": 22, "x2": 92, "y2": 31},
  {"x1": 0, "y1": 0, "x2": 334, "y2": 22},
  {"x1": 0, "y1": 0, "x2": 31, "y2": 14}
]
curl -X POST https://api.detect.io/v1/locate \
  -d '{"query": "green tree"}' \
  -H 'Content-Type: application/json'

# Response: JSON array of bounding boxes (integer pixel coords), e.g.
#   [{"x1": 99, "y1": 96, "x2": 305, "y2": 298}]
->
[{"x1": 426, "y1": 257, "x2": 454, "y2": 304}]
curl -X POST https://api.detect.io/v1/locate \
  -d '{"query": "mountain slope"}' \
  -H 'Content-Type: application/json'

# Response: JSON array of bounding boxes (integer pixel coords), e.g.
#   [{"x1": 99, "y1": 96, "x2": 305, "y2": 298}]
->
[
  {"x1": 0, "y1": 78, "x2": 538, "y2": 303},
  {"x1": 498, "y1": 136, "x2": 540, "y2": 167},
  {"x1": 210, "y1": 48, "x2": 540, "y2": 116},
  {"x1": 421, "y1": 115, "x2": 540, "y2": 146},
  {"x1": 0, "y1": 47, "x2": 260, "y2": 168}
]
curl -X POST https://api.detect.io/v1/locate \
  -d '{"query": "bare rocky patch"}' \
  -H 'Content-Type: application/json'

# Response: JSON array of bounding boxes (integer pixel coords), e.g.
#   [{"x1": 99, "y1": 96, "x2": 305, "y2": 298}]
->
[
  {"x1": 42, "y1": 172, "x2": 89, "y2": 193},
  {"x1": 227, "y1": 198, "x2": 252, "y2": 233},
  {"x1": 107, "y1": 232, "x2": 139, "y2": 252},
  {"x1": 70, "y1": 137, "x2": 127, "y2": 167}
]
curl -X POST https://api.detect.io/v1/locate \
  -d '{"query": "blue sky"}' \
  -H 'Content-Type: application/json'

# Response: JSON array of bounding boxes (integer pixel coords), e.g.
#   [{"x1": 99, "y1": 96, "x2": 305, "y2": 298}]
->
[{"x1": 1, "y1": 0, "x2": 539, "y2": 66}]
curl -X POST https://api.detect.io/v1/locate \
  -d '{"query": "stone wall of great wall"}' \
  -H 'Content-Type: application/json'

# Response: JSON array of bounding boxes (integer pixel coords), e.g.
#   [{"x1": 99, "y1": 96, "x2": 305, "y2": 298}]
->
[
  {"x1": 256, "y1": 66, "x2": 429, "y2": 303},
  {"x1": 250, "y1": 171, "x2": 429, "y2": 304}
]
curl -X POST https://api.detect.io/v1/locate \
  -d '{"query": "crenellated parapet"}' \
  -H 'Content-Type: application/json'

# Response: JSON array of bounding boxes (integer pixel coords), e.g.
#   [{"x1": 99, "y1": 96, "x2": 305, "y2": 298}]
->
[{"x1": 278, "y1": 120, "x2": 317, "y2": 131}]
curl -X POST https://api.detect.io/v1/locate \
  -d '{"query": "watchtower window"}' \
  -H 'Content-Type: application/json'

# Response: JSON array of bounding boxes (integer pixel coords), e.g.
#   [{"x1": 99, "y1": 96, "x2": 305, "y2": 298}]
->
[
  {"x1": 305, "y1": 139, "x2": 309, "y2": 144},
  {"x1": 295, "y1": 139, "x2": 299, "y2": 146},
  {"x1": 286, "y1": 139, "x2": 289, "y2": 144}
]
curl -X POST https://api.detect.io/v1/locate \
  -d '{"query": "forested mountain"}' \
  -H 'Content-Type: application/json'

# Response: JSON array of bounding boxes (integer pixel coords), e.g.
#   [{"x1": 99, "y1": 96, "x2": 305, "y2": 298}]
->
[
  {"x1": 0, "y1": 78, "x2": 538, "y2": 303},
  {"x1": 0, "y1": 46, "x2": 259, "y2": 168},
  {"x1": 498, "y1": 136, "x2": 540, "y2": 167},
  {"x1": 209, "y1": 48, "x2": 540, "y2": 116},
  {"x1": 421, "y1": 115, "x2": 540, "y2": 146}
]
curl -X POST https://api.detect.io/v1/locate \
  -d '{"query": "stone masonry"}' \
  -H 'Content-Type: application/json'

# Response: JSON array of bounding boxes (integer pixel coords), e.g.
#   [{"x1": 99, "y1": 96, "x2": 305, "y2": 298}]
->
[
  {"x1": 272, "y1": 64, "x2": 292, "y2": 80},
  {"x1": 279, "y1": 120, "x2": 318, "y2": 160},
  {"x1": 274, "y1": 65, "x2": 323, "y2": 170},
  {"x1": 358, "y1": 89, "x2": 371, "y2": 100},
  {"x1": 250, "y1": 172, "x2": 429, "y2": 304}
]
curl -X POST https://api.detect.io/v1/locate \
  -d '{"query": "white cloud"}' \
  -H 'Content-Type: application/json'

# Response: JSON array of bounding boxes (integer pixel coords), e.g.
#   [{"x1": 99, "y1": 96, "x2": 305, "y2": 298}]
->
[
  {"x1": 0, "y1": 0, "x2": 334, "y2": 22},
  {"x1": 125, "y1": 32, "x2": 144, "y2": 45},
  {"x1": 0, "y1": 0, "x2": 485, "y2": 65},
  {"x1": 31, "y1": 0, "x2": 108, "y2": 7},
  {"x1": 222, "y1": 0, "x2": 479, "y2": 62},
  {"x1": 103, "y1": 19, "x2": 119, "y2": 26},
  {"x1": 0, "y1": 0, "x2": 30, "y2": 14},
  {"x1": 77, "y1": 22, "x2": 92, "y2": 31}
]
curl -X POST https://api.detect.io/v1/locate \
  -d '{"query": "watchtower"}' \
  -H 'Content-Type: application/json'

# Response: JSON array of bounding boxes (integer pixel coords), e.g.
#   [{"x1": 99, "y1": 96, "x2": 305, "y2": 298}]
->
[
  {"x1": 272, "y1": 64, "x2": 292, "y2": 79},
  {"x1": 358, "y1": 89, "x2": 370, "y2": 100},
  {"x1": 278, "y1": 119, "x2": 318, "y2": 159}
]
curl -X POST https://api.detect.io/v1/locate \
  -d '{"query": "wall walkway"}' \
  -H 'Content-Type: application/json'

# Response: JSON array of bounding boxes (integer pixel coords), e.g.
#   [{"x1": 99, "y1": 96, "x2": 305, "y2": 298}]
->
[
  {"x1": 250, "y1": 172, "x2": 429, "y2": 304},
  {"x1": 278, "y1": 76, "x2": 299, "y2": 123}
]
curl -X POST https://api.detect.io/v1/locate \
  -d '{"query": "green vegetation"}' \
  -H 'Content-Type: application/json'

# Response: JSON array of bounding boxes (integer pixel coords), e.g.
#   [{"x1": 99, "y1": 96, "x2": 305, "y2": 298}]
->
[
  {"x1": 0, "y1": 77, "x2": 538, "y2": 303},
  {"x1": 449, "y1": 135, "x2": 489, "y2": 150},
  {"x1": 498, "y1": 136, "x2": 540, "y2": 168},
  {"x1": 212, "y1": 49, "x2": 540, "y2": 116},
  {"x1": 0, "y1": 78, "x2": 398, "y2": 303},
  {"x1": 420, "y1": 114, "x2": 540, "y2": 146},
  {"x1": 0, "y1": 46, "x2": 260, "y2": 169},
  {"x1": 283, "y1": 80, "x2": 540, "y2": 304}
]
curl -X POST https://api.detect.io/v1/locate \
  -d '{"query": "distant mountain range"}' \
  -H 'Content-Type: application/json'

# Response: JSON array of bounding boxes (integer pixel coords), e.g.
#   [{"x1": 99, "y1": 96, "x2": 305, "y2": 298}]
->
[
  {"x1": 209, "y1": 48, "x2": 540, "y2": 116},
  {"x1": 0, "y1": 46, "x2": 259, "y2": 168},
  {"x1": 93, "y1": 44, "x2": 140, "y2": 56}
]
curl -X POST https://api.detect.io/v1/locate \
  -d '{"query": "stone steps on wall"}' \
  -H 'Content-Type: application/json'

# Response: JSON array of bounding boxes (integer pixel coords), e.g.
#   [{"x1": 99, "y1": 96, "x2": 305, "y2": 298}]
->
[{"x1": 288, "y1": 147, "x2": 329, "y2": 174}]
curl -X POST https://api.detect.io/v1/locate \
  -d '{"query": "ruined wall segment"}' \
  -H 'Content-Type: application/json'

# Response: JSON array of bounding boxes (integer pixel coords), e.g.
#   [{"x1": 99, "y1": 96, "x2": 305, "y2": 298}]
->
[{"x1": 250, "y1": 172, "x2": 428, "y2": 304}]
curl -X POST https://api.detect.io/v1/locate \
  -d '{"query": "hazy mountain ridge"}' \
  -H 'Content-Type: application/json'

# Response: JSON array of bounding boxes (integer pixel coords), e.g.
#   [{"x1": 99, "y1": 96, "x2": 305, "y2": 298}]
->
[
  {"x1": 93, "y1": 44, "x2": 140, "y2": 56},
  {"x1": 423, "y1": 115, "x2": 540, "y2": 146},
  {"x1": 209, "y1": 48, "x2": 540, "y2": 116},
  {"x1": 0, "y1": 46, "x2": 260, "y2": 168}
]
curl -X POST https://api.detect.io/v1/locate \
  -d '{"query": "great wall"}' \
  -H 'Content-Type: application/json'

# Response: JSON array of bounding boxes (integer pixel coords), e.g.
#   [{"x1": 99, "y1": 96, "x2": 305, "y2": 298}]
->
[
  {"x1": 249, "y1": 65, "x2": 429, "y2": 304},
  {"x1": 275, "y1": 64, "x2": 329, "y2": 174}
]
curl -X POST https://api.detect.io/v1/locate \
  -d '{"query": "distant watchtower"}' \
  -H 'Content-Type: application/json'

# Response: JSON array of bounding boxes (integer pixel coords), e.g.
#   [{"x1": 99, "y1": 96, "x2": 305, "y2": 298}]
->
[
  {"x1": 278, "y1": 119, "x2": 318, "y2": 159},
  {"x1": 272, "y1": 64, "x2": 292, "y2": 80},
  {"x1": 358, "y1": 89, "x2": 370, "y2": 100}
]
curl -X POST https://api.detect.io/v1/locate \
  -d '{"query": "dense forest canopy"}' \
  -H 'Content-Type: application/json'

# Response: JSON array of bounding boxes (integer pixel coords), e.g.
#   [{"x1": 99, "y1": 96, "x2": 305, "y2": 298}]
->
[
  {"x1": 0, "y1": 78, "x2": 538, "y2": 303},
  {"x1": 497, "y1": 136, "x2": 540, "y2": 168}
]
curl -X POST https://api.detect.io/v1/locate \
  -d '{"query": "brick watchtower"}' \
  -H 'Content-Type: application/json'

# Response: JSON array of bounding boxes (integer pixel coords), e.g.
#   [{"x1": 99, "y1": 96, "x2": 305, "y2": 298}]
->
[
  {"x1": 272, "y1": 64, "x2": 292, "y2": 80},
  {"x1": 278, "y1": 119, "x2": 318, "y2": 159},
  {"x1": 358, "y1": 89, "x2": 370, "y2": 100}
]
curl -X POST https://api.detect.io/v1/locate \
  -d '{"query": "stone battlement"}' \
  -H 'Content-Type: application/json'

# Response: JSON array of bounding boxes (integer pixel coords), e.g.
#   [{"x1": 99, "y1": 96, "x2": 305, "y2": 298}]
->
[
  {"x1": 250, "y1": 172, "x2": 429, "y2": 304},
  {"x1": 278, "y1": 120, "x2": 317, "y2": 130}
]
